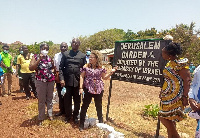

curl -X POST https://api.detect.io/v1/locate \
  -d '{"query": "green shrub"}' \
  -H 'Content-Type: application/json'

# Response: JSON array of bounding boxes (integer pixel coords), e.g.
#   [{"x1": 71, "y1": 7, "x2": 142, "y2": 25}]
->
[{"x1": 143, "y1": 104, "x2": 159, "y2": 118}]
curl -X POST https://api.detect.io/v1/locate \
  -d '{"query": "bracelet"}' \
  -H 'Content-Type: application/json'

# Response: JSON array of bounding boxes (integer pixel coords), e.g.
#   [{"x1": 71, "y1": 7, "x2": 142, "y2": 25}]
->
[
  {"x1": 182, "y1": 95, "x2": 188, "y2": 98},
  {"x1": 79, "y1": 88, "x2": 83, "y2": 89}
]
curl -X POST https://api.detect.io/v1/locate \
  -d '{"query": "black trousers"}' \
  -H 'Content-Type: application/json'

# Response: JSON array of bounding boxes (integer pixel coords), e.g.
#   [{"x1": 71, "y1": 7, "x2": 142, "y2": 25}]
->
[
  {"x1": 56, "y1": 83, "x2": 65, "y2": 114},
  {"x1": 18, "y1": 72, "x2": 24, "y2": 91},
  {"x1": 21, "y1": 73, "x2": 37, "y2": 98},
  {"x1": 80, "y1": 88, "x2": 103, "y2": 125},
  {"x1": 19, "y1": 78, "x2": 23, "y2": 91},
  {"x1": 64, "y1": 86, "x2": 81, "y2": 120}
]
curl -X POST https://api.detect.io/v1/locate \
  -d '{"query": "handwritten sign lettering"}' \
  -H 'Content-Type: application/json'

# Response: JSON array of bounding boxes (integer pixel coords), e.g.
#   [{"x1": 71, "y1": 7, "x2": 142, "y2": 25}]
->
[{"x1": 112, "y1": 39, "x2": 171, "y2": 87}]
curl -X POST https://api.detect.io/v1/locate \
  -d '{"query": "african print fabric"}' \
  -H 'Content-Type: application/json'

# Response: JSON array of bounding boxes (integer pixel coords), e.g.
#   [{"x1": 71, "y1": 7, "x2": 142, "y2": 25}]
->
[{"x1": 158, "y1": 58, "x2": 189, "y2": 122}]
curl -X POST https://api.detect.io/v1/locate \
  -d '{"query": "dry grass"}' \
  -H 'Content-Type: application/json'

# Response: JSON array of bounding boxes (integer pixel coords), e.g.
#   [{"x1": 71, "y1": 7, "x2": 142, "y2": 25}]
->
[{"x1": 24, "y1": 79, "x2": 197, "y2": 138}]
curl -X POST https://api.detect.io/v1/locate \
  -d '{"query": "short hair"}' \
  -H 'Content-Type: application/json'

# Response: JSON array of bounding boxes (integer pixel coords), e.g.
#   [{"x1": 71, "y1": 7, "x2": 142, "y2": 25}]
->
[
  {"x1": 71, "y1": 38, "x2": 80, "y2": 45},
  {"x1": 40, "y1": 43, "x2": 49, "y2": 49},
  {"x1": 60, "y1": 42, "x2": 68, "y2": 47},
  {"x1": 21, "y1": 45, "x2": 27, "y2": 49},
  {"x1": 2, "y1": 44, "x2": 9, "y2": 49},
  {"x1": 164, "y1": 42, "x2": 182, "y2": 56}
]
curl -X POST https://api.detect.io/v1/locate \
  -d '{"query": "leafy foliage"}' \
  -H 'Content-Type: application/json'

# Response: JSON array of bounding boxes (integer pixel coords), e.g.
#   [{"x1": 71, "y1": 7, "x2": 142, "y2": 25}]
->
[
  {"x1": 143, "y1": 104, "x2": 159, "y2": 118},
  {"x1": 78, "y1": 28, "x2": 125, "y2": 52},
  {"x1": 169, "y1": 22, "x2": 200, "y2": 65},
  {"x1": 0, "y1": 22, "x2": 199, "y2": 65}
]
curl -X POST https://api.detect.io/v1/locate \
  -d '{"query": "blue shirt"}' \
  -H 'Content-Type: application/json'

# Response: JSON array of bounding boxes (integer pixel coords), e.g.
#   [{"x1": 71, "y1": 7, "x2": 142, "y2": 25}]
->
[
  {"x1": 188, "y1": 65, "x2": 200, "y2": 103},
  {"x1": 0, "y1": 55, "x2": 4, "y2": 76}
]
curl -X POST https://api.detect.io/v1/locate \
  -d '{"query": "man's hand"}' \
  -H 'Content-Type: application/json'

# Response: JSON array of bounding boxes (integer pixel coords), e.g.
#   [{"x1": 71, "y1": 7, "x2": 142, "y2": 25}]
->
[
  {"x1": 189, "y1": 98, "x2": 199, "y2": 111},
  {"x1": 60, "y1": 80, "x2": 65, "y2": 87},
  {"x1": 79, "y1": 88, "x2": 84, "y2": 94}
]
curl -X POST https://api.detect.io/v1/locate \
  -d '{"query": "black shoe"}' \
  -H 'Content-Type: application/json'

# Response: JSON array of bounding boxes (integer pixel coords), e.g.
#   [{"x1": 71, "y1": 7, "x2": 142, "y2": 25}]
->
[
  {"x1": 38, "y1": 120, "x2": 43, "y2": 126},
  {"x1": 64, "y1": 118, "x2": 70, "y2": 124},
  {"x1": 34, "y1": 95, "x2": 38, "y2": 99},
  {"x1": 55, "y1": 112, "x2": 64, "y2": 116},
  {"x1": 49, "y1": 116, "x2": 53, "y2": 121},
  {"x1": 0, "y1": 101, "x2": 2, "y2": 105},
  {"x1": 20, "y1": 90, "x2": 24, "y2": 93},
  {"x1": 26, "y1": 97, "x2": 30, "y2": 100},
  {"x1": 79, "y1": 124, "x2": 84, "y2": 132},
  {"x1": 98, "y1": 118, "x2": 103, "y2": 123},
  {"x1": 73, "y1": 118, "x2": 79, "y2": 124}
]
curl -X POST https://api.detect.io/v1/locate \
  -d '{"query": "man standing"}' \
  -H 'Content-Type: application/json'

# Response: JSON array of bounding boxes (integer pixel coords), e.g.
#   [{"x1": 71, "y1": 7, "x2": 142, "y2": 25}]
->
[
  {"x1": 59, "y1": 38, "x2": 86, "y2": 124},
  {"x1": 0, "y1": 44, "x2": 13, "y2": 96},
  {"x1": 53, "y1": 42, "x2": 68, "y2": 116},
  {"x1": 13, "y1": 47, "x2": 24, "y2": 92},
  {"x1": 17, "y1": 45, "x2": 37, "y2": 100}
]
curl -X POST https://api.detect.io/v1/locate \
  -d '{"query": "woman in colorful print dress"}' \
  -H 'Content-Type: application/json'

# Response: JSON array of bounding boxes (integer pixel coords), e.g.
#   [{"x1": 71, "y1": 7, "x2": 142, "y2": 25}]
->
[
  {"x1": 158, "y1": 42, "x2": 191, "y2": 138},
  {"x1": 79, "y1": 50, "x2": 117, "y2": 131},
  {"x1": 29, "y1": 43, "x2": 55, "y2": 126}
]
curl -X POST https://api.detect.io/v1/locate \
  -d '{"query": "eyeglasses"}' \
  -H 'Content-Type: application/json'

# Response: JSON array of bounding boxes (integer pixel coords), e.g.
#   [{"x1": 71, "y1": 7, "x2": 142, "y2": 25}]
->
[{"x1": 89, "y1": 56, "x2": 96, "y2": 59}]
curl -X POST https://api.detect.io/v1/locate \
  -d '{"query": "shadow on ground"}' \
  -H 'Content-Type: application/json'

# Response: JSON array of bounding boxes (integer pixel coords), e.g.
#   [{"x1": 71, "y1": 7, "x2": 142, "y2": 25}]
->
[{"x1": 20, "y1": 115, "x2": 38, "y2": 127}]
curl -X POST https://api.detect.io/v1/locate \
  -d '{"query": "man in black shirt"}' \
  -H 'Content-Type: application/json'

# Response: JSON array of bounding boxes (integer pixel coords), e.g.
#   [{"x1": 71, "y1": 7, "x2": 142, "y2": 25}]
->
[{"x1": 59, "y1": 38, "x2": 86, "y2": 124}]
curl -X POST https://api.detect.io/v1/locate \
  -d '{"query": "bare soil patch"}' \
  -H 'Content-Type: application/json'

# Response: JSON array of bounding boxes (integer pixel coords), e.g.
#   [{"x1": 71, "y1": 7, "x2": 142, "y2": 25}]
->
[{"x1": 0, "y1": 75, "x2": 196, "y2": 137}]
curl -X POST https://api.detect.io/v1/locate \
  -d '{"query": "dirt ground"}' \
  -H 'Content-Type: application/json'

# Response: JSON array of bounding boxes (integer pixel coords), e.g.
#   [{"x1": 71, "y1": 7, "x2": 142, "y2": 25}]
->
[{"x1": 0, "y1": 75, "x2": 196, "y2": 138}]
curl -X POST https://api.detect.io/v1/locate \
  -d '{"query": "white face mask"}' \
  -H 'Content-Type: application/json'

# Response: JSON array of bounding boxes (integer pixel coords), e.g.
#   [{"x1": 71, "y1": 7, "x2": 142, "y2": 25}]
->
[
  {"x1": 20, "y1": 51, "x2": 23, "y2": 54},
  {"x1": 41, "y1": 50, "x2": 48, "y2": 56},
  {"x1": 4, "y1": 50, "x2": 8, "y2": 53}
]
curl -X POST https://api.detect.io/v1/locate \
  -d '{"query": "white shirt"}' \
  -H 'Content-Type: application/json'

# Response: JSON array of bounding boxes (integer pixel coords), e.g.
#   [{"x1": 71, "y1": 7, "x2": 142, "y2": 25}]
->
[
  {"x1": 188, "y1": 65, "x2": 200, "y2": 103},
  {"x1": 54, "y1": 52, "x2": 63, "y2": 71}
]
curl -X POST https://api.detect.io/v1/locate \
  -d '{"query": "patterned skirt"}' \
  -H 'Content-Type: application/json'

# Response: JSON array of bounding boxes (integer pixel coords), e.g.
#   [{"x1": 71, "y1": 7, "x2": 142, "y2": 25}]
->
[{"x1": 158, "y1": 70, "x2": 186, "y2": 122}]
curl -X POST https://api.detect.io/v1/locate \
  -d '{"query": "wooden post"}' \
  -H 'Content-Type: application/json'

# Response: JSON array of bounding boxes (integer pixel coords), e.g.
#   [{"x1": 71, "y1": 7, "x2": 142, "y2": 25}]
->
[
  {"x1": 155, "y1": 118, "x2": 160, "y2": 138},
  {"x1": 106, "y1": 76, "x2": 113, "y2": 121}
]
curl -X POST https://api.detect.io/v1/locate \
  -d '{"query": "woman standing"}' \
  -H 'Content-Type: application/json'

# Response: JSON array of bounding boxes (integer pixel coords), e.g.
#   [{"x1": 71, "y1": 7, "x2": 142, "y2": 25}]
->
[
  {"x1": 79, "y1": 50, "x2": 117, "y2": 131},
  {"x1": 158, "y1": 42, "x2": 191, "y2": 138},
  {"x1": 29, "y1": 43, "x2": 55, "y2": 125}
]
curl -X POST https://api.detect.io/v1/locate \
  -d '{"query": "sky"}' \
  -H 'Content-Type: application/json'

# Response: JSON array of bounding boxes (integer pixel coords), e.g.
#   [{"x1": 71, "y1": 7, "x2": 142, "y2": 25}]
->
[{"x1": 0, "y1": 0, "x2": 200, "y2": 45}]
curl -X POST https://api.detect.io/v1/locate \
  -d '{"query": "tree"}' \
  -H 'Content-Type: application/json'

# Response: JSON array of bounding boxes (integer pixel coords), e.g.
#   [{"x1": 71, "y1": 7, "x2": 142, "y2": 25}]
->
[
  {"x1": 78, "y1": 28, "x2": 125, "y2": 52},
  {"x1": 169, "y1": 22, "x2": 200, "y2": 64},
  {"x1": 123, "y1": 29, "x2": 137, "y2": 40}
]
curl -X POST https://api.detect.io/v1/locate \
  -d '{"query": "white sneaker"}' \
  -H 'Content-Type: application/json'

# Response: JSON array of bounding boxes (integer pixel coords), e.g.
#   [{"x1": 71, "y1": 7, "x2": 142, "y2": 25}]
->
[{"x1": 189, "y1": 111, "x2": 200, "y2": 119}]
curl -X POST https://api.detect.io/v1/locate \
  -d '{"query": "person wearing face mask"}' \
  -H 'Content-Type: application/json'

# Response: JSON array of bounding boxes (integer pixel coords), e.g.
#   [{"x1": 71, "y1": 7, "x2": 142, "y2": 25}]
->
[
  {"x1": 17, "y1": 45, "x2": 37, "y2": 100},
  {"x1": 0, "y1": 44, "x2": 13, "y2": 97},
  {"x1": 53, "y1": 42, "x2": 68, "y2": 116},
  {"x1": 85, "y1": 49, "x2": 91, "y2": 64},
  {"x1": 0, "y1": 54, "x2": 4, "y2": 103},
  {"x1": 29, "y1": 43, "x2": 55, "y2": 126},
  {"x1": 13, "y1": 46, "x2": 24, "y2": 93},
  {"x1": 59, "y1": 38, "x2": 86, "y2": 124}
]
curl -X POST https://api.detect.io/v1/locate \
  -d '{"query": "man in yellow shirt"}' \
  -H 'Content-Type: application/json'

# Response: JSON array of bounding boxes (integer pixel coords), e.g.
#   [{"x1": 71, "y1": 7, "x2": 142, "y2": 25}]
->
[{"x1": 17, "y1": 45, "x2": 37, "y2": 100}]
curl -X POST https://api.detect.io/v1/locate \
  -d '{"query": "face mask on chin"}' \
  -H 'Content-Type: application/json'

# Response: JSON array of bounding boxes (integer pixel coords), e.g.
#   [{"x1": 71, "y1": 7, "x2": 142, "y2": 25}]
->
[
  {"x1": 4, "y1": 50, "x2": 9, "y2": 53},
  {"x1": 41, "y1": 50, "x2": 48, "y2": 56}
]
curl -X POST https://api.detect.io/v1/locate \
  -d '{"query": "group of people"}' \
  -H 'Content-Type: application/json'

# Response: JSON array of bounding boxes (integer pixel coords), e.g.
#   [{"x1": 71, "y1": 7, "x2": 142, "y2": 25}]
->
[
  {"x1": 0, "y1": 38, "x2": 117, "y2": 131},
  {"x1": 1, "y1": 37, "x2": 200, "y2": 136}
]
